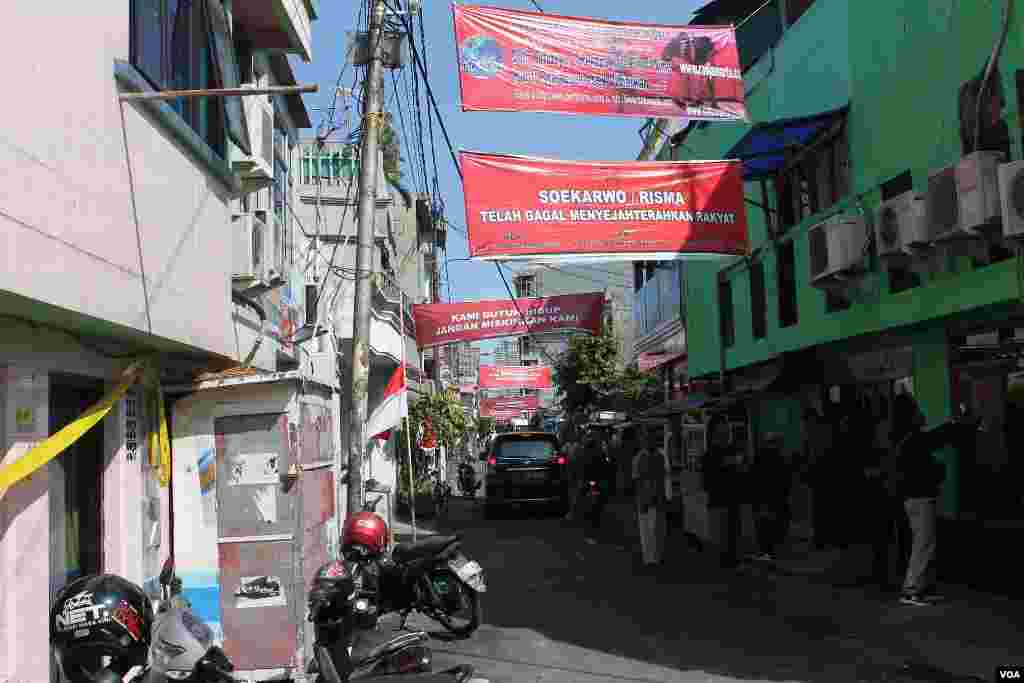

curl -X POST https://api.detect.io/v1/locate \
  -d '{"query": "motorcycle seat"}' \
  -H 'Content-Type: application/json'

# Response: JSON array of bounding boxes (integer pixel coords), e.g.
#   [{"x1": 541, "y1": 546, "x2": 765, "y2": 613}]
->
[{"x1": 393, "y1": 535, "x2": 460, "y2": 563}]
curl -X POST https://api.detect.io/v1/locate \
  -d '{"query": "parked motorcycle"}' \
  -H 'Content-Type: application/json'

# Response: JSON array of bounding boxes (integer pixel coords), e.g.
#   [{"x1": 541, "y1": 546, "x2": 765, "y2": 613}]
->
[
  {"x1": 307, "y1": 556, "x2": 483, "y2": 683},
  {"x1": 456, "y1": 463, "x2": 481, "y2": 499},
  {"x1": 49, "y1": 559, "x2": 238, "y2": 683},
  {"x1": 343, "y1": 497, "x2": 485, "y2": 638}
]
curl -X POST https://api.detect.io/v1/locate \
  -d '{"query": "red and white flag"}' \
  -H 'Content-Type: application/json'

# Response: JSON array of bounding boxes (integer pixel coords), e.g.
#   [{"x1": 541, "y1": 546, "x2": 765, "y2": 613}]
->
[{"x1": 366, "y1": 364, "x2": 408, "y2": 442}]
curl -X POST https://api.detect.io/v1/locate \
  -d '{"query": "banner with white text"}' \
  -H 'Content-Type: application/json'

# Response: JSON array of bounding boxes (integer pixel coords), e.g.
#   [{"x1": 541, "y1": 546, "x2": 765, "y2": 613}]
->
[{"x1": 462, "y1": 151, "x2": 748, "y2": 260}]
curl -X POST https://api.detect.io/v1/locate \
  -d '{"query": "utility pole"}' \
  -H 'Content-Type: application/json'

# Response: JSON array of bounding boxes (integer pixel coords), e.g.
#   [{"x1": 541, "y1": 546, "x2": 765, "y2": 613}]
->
[{"x1": 346, "y1": 0, "x2": 387, "y2": 519}]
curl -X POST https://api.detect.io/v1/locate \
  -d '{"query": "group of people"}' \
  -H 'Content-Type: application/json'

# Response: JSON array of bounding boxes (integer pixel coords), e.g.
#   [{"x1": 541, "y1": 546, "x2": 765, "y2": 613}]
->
[
  {"x1": 555, "y1": 389, "x2": 978, "y2": 607},
  {"x1": 561, "y1": 424, "x2": 673, "y2": 569},
  {"x1": 702, "y1": 392, "x2": 979, "y2": 607}
]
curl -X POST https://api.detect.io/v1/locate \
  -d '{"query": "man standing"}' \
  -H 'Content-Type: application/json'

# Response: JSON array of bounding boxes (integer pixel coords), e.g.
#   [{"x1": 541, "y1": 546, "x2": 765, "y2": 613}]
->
[{"x1": 633, "y1": 426, "x2": 667, "y2": 568}]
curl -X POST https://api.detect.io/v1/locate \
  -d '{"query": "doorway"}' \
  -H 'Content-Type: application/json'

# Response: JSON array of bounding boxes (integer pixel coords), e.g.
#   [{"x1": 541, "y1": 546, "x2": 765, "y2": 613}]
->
[{"x1": 49, "y1": 373, "x2": 105, "y2": 596}]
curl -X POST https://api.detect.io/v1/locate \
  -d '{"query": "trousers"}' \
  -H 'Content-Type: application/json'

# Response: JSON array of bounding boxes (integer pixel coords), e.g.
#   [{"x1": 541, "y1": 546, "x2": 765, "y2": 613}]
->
[
  {"x1": 637, "y1": 506, "x2": 664, "y2": 565},
  {"x1": 902, "y1": 497, "x2": 938, "y2": 595}
]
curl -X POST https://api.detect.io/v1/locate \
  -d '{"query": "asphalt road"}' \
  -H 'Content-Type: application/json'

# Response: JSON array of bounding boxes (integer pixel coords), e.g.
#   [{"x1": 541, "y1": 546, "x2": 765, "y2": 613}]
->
[{"x1": 370, "y1": 497, "x2": 1012, "y2": 683}]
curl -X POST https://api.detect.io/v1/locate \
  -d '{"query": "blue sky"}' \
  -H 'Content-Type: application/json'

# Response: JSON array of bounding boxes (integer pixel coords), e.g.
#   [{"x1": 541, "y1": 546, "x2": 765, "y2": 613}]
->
[{"x1": 292, "y1": 0, "x2": 705, "y2": 310}]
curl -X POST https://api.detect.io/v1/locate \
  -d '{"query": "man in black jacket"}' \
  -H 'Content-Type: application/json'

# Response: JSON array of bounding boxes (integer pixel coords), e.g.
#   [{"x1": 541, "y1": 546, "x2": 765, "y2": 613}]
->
[{"x1": 889, "y1": 393, "x2": 977, "y2": 606}]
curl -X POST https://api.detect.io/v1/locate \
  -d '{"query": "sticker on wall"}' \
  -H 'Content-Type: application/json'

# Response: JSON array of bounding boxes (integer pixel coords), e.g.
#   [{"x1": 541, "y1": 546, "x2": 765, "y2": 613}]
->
[
  {"x1": 252, "y1": 486, "x2": 278, "y2": 524},
  {"x1": 234, "y1": 575, "x2": 286, "y2": 608},
  {"x1": 227, "y1": 452, "x2": 280, "y2": 486},
  {"x1": 15, "y1": 406, "x2": 36, "y2": 433}
]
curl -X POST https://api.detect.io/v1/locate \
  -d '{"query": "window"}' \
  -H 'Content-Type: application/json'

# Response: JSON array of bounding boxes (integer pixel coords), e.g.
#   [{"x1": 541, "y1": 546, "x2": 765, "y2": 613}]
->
[
  {"x1": 774, "y1": 124, "x2": 849, "y2": 231},
  {"x1": 718, "y1": 279, "x2": 735, "y2": 348},
  {"x1": 130, "y1": 0, "x2": 250, "y2": 158},
  {"x1": 305, "y1": 284, "x2": 318, "y2": 326},
  {"x1": 750, "y1": 261, "x2": 767, "y2": 339},
  {"x1": 777, "y1": 240, "x2": 798, "y2": 327},
  {"x1": 514, "y1": 275, "x2": 537, "y2": 298}
]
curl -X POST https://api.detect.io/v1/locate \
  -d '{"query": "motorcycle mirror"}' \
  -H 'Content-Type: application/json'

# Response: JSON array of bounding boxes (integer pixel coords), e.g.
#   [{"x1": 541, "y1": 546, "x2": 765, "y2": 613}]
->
[{"x1": 159, "y1": 557, "x2": 175, "y2": 587}]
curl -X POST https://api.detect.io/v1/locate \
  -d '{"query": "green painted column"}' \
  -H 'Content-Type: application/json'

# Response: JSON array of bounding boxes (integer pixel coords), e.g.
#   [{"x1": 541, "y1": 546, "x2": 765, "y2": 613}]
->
[{"x1": 912, "y1": 326, "x2": 957, "y2": 517}]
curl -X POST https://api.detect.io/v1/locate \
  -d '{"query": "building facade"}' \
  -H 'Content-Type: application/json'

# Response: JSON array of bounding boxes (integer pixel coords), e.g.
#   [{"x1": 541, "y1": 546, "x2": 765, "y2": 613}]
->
[
  {"x1": 658, "y1": 0, "x2": 1024, "y2": 592},
  {"x1": 0, "y1": 1, "x2": 319, "y2": 678}
]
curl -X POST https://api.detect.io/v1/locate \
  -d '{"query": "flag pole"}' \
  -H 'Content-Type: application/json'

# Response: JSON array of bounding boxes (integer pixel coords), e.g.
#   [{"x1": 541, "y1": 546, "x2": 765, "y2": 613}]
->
[{"x1": 400, "y1": 290, "x2": 418, "y2": 543}]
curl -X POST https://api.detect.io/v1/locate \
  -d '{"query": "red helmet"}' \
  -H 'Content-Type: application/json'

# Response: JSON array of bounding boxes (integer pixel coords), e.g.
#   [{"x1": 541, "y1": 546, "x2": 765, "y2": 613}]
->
[{"x1": 342, "y1": 511, "x2": 389, "y2": 556}]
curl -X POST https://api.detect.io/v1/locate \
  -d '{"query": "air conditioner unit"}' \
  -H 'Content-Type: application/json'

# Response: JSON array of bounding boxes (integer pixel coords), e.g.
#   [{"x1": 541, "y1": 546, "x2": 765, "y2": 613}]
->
[
  {"x1": 305, "y1": 351, "x2": 339, "y2": 389},
  {"x1": 231, "y1": 213, "x2": 266, "y2": 284},
  {"x1": 924, "y1": 164, "x2": 959, "y2": 241},
  {"x1": 874, "y1": 191, "x2": 929, "y2": 264},
  {"x1": 232, "y1": 84, "x2": 274, "y2": 188},
  {"x1": 955, "y1": 151, "x2": 1003, "y2": 237},
  {"x1": 808, "y1": 214, "x2": 869, "y2": 288},
  {"x1": 998, "y1": 160, "x2": 1024, "y2": 239}
]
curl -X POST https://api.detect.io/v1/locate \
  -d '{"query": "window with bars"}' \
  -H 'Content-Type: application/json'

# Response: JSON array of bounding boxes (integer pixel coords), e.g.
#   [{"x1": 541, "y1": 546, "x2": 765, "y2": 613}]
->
[
  {"x1": 773, "y1": 124, "x2": 849, "y2": 233},
  {"x1": 130, "y1": 0, "x2": 249, "y2": 159}
]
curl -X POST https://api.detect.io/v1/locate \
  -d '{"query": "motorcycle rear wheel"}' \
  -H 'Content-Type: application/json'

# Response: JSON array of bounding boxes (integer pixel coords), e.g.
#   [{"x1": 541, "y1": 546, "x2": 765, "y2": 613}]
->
[{"x1": 433, "y1": 574, "x2": 482, "y2": 638}]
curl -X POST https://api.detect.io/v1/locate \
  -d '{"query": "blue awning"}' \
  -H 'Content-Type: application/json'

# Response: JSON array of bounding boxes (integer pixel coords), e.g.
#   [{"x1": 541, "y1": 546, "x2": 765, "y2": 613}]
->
[{"x1": 727, "y1": 105, "x2": 850, "y2": 181}]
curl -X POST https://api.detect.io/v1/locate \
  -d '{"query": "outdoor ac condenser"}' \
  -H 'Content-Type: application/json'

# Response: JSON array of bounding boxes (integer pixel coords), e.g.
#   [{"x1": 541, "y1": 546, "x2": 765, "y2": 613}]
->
[
  {"x1": 808, "y1": 214, "x2": 869, "y2": 287},
  {"x1": 924, "y1": 165, "x2": 960, "y2": 241},
  {"x1": 998, "y1": 160, "x2": 1024, "y2": 239},
  {"x1": 955, "y1": 150, "x2": 1003, "y2": 237},
  {"x1": 874, "y1": 191, "x2": 929, "y2": 265}
]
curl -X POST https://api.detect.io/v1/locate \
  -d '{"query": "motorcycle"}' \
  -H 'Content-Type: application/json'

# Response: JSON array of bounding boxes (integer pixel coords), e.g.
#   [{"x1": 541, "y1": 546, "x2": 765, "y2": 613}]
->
[
  {"x1": 344, "y1": 497, "x2": 486, "y2": 638},
  {"x1": 307, "y1": 556, "x2": 484, "y2": 683},
  {"x1": 456, "y1": 463, "x2": 481, "y2": 499}
]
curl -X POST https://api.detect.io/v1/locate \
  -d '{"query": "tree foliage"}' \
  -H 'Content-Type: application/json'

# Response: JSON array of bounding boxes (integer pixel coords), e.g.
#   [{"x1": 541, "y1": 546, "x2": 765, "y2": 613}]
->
[
  {"x1": 552, "y1": 328, "x2": 660, "y2": 416},
  {"x1": 393, "y1": 391, "x2": 471, "y2": 500}
]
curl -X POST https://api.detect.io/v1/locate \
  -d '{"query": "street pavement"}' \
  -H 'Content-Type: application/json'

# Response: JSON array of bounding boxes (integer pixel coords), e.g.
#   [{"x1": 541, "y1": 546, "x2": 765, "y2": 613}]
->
[{"x1": 374, "y1": 496, "x2": 1023, "y2": 683}]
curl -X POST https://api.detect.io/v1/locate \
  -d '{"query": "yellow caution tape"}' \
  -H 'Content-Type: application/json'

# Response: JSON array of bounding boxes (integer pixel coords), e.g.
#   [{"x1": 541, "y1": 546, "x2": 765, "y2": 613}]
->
[
  {"x1": 0, "y1": 361, "x2": 146, "y2": 497},
  {"x1": 155, "y1": 381, "x2": 171, "y2": 487}
]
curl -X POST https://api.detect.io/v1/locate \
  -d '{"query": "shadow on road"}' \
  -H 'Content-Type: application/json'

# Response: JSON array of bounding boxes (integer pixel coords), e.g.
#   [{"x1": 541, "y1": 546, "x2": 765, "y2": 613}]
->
[{"x1": 413, "y1": 497, "x2": 1017, "y2": 683}]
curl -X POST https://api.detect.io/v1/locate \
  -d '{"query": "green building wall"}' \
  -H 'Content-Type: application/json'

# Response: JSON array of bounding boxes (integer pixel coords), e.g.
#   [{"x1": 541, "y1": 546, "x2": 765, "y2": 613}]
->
[{"x1": 667, "y1": 0, "x2": 1024, "y2": 517}]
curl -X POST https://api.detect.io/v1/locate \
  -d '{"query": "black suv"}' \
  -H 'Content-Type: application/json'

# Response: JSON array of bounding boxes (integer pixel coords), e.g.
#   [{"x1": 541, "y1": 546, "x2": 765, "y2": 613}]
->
[{"x1": 483, "y1": 432, "x2": 567, "y2": 517}]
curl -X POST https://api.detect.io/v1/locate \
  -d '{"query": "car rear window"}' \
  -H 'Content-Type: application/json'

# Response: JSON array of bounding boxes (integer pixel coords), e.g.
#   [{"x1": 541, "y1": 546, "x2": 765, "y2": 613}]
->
[{"x1": 495, "y1": 438, "x2": 557, "y2": 465}]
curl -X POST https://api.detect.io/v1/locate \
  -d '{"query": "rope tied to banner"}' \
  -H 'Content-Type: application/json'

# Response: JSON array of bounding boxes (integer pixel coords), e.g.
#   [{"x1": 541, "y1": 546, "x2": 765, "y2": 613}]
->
[{"x1": 0, "y1": 357, "x2": 173, "y2": 499}]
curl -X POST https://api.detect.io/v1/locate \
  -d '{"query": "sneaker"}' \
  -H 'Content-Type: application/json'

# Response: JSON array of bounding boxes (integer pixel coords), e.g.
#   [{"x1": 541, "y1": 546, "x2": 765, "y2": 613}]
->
[
  {"x1": 920, "y1": 592, "x2": 945, "y2": 603},
  {"x1": 584, "y1": 537, "x2": 597, "y2": 546},
  {"x1": 899, "y1": 594, "x2": 931, "y2": 607}
]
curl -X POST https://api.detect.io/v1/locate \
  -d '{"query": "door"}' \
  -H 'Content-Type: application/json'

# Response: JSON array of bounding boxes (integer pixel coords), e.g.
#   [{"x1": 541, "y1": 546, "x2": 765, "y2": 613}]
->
[
  {"x1": 214, "y1": 413, "x2": 297, "y2": 672},
  {"x1": 49, "y1": 373, "x2": 105, "y2": 600}
]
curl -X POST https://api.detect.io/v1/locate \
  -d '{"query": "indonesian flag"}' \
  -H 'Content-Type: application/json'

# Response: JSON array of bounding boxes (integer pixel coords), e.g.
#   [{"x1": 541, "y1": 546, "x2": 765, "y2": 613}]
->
[{"x1": 366, "y1": 364, "x2": 408, "y2": 442}]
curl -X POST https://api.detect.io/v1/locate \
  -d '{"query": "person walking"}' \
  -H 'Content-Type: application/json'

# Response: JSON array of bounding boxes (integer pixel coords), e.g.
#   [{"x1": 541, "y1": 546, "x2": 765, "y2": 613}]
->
[
  {"x1": 752, "y1": 433, "x2": 791, "y2": 561},
  {"x1": 703, "y1": 415, "x2": 743, "y2": 568},
  {"x1": 563, "y1": 438, "x2": 581, "y2": 521},
  {"x1": 633, "y1": 426, "x2": 668, "y2": 568},
  {"x1": 581, "y1": 435, "x2": 613, "y2": 545},
  {"x1": 888, "y1": 393, "x2": 977, "y2": 606}
]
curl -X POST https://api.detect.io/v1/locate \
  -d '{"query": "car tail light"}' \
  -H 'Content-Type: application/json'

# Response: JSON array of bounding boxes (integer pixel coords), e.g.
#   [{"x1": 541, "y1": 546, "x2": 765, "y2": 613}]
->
[
  {"x1": 555, "y1": 455, "x2": 567, "y2": 465},
  {"x1": 487, "y1": 456, "x2": 496, "y2": 467}
]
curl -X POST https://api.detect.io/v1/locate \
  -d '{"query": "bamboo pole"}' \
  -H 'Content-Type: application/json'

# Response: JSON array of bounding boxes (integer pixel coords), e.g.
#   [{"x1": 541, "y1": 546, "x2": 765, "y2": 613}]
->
[{"x1": 119, "y1": 84, "x2": 318, "y2": 101}]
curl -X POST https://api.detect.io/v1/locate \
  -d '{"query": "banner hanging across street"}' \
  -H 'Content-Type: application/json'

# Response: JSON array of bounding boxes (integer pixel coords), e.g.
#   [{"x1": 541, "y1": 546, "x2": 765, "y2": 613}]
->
[
  {"x1": 461, "y1": 151, "x2": 748, "y2": 260},
  {"x1": 480, "y1": 395, "x2": 540, "y2": 417},
  {"x1": 479, "y1": 365, "x2": 552, "y2": 389},
  {"x1": 452, "y1": 5, "x2": 748, "y2": 121},
  {"x1": 412, "y1": 292, "x2": 604, "y2": 349}
]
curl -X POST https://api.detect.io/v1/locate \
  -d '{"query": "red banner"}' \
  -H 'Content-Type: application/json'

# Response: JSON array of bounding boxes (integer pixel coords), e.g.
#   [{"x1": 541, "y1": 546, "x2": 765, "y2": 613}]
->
[
  {"x1": 461, "y1": 152, "x2": 748, "y2": 260},
  {"x1": 453, "y1": 5, "x2": 747, "y2": 121},
  {"x1": 412, "y1": 292, "x2": 604, "y2": 349},
  {"x1": 479, "y1": 365, "x2": 552, "y2": 389},
  {"x1": 480, "y1": 395, "x2": 540, "y2": 417}
]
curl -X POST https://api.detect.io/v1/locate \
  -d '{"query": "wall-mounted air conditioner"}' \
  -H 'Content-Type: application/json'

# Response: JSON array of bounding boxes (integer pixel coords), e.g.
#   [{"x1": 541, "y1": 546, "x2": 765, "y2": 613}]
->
[
  {"x1": 928, "y1": 152, "x2": 1003, "y2": 243},
  {"x1": 998, "y1": 160, "x2": 1024, "y2": 240},
  {"x1": 232, "y1": 83, "x2": 274, "y2": 188},
  {"x1": 874, "y1": 191, "x2": 929, "y2": 264},
  {"x1": 232, "y1": 213, "x2": 266, "y2": 284},
  {"x1": 808, "y1": 214, "x2": 869, "y2": 288},
  {"x1": 955, "y1": 151, "x2": 1003, "y2": 237}
]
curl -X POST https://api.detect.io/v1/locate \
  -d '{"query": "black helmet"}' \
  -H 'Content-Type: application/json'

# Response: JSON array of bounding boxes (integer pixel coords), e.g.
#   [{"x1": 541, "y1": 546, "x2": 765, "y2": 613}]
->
[{"x1": 50, "y1": 574, "x2": 154, "y2": 681}]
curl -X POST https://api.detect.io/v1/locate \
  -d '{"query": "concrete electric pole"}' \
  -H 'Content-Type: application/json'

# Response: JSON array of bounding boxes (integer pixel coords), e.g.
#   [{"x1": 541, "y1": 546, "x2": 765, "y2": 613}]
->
[{"x1": 346, "y1": 0, "x2": 387, "y2": 519}]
